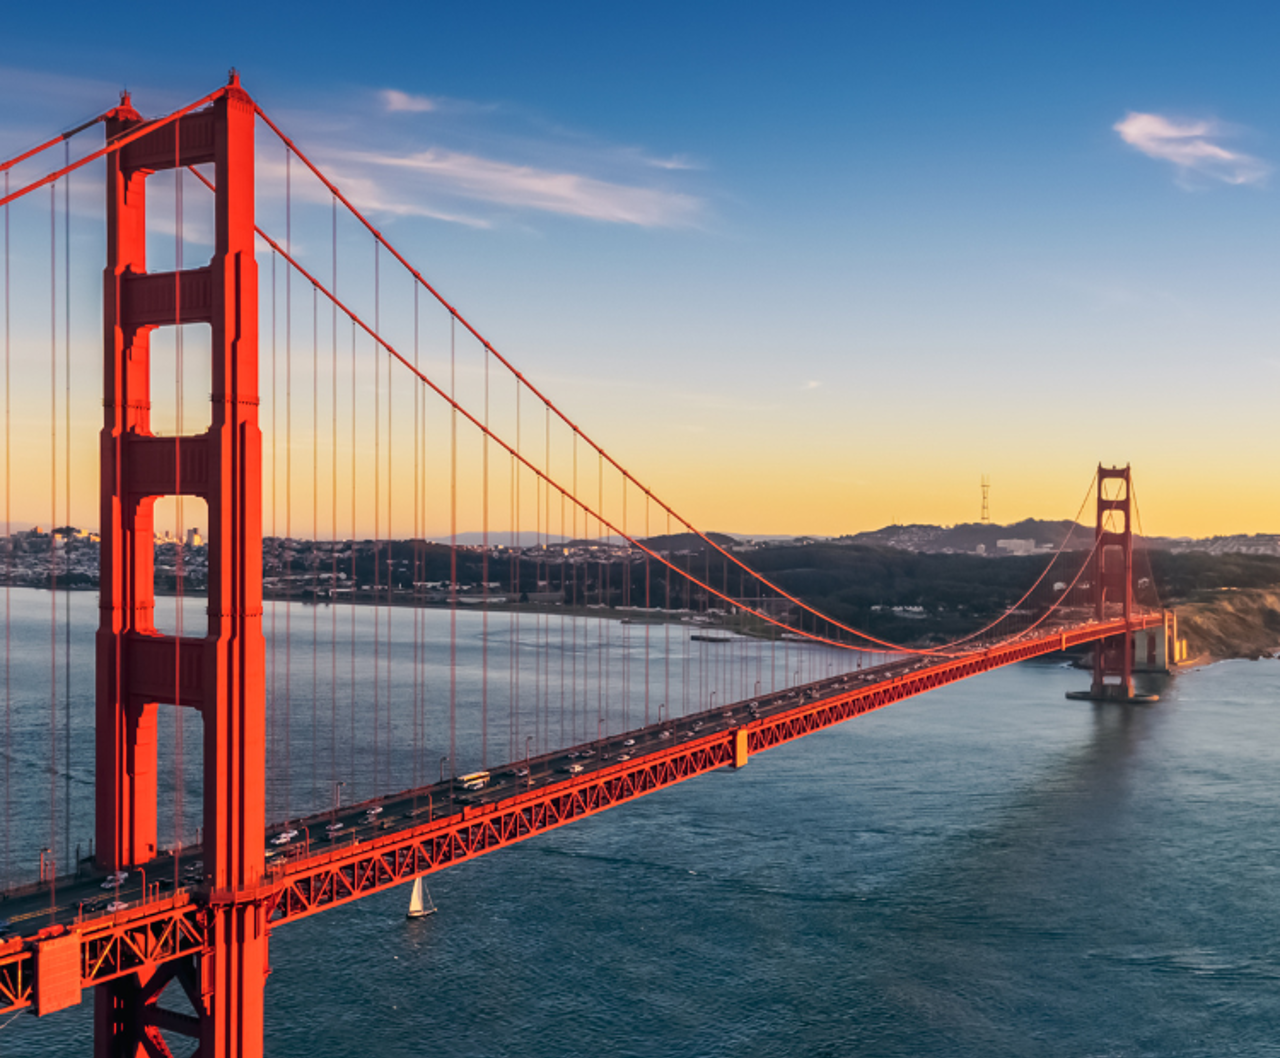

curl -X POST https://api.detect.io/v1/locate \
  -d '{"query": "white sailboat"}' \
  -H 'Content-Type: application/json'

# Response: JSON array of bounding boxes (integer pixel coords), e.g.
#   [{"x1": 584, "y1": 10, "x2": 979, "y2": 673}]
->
[{"x1": 406, "y1": 877, "x2": 437, "y2": 919}]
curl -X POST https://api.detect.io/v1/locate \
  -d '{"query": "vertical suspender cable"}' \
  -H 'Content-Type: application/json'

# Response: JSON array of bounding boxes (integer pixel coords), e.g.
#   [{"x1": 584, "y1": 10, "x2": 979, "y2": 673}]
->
[
  {"x1": 2, "y1": 168, "x2": 9, "y2": 886},
  {"x1": 419, "y1": 298, "x2": 428, "y2": 785},
  {"x1": 482, "y1": 336, "x2": 490, "y2": 768},
  {"x1": 664, "y1": 510, "x2": 670, "y2": 730},
  {"x1": 349, "y1": 320, "x2": 357, "y2": 791},
  {"x1": 63, "y1": 145, "x2": 72, "y2": 870},
  {"x1": 49, "y1": 181, "x2": 58, "y2": 883},
  {"x1": 312, "y1": 286, "x2": 319, "y2": 810},
  {"x1": 596, "y1": 453, "x2": 602, "y2": 739},
  {"x1": 331, "y1": 197, "x2": 338, "y2": 795},
  {"x1": 174, "y1": 143, "x2": 185, "y2": 848},
  {"x1": 449, "y1": 316, "x2": 457, "y2": 779},
  {"x1": 422, "y1": 302, "x2": 430, "y2": 781},
  {"x1": 412, "y1": 286, "x2": 420, "y2": 788},
  {"x1": 618, "y1": 477, "x2": 624, "y2": 732},
  {"x1": 384, "y1": 273, "x2": 392, "y2": 789},
  {"x1": 571, "y1": 433, "x2": 578, "y2": 744},
  {"x1": 509, "y1": 449, "x2": 516, "y2": 762},
  {"x1": 622, "y1": 475, "x2": 628, "y2": 732},
  {"x1": 547, "y1": 405, "x2": 555, "y2": 749},
  {"x1": 372, "y1": 238, "x2": 380, "y2": 796},
  {"x1": 269, "y1": 250, "x2": 277, "y2": 819},
  {"x1": 506, "y1": 388, "x2": 512, "y2": 762},
  {"x1": 284, "y1": 151, "x2": 293, "y2": 822},
  {"x1": 534, "y1": 456, "x2": 541, "y2": 753},
  {"x1": 559, "y1": 486, "x2": 565, "y2": 748},
  {"x1": 644, "y1": 498, "x2": 650, "y2": 727}
]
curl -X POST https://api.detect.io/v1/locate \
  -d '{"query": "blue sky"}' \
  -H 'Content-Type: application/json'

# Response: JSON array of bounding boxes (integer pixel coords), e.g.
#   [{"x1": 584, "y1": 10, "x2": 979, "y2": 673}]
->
[{"x1": 2, "y1": 2, "x2": 1277, "y2": 536}]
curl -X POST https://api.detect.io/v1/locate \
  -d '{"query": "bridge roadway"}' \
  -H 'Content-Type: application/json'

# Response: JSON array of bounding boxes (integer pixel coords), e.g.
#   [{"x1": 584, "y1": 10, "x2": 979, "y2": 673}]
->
[{"x1": 0, "y1": 612, "x2": 1162, "y2": 1017}]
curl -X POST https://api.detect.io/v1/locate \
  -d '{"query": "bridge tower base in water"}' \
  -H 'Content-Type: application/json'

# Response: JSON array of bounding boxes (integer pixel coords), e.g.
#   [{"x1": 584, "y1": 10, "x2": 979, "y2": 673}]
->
[
  {"x1": 1066, "y1": 464, "x2": 1159, "y2": 704},
  {"x1": 95, "y1": 76, "x2": 266, "y2": 1058}
]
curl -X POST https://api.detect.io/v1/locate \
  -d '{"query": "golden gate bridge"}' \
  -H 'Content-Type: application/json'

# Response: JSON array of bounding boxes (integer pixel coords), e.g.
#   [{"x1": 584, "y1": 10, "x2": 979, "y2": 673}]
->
[{"x1": 0, "y1": 75, "x2": 1169, "y2": 1057}]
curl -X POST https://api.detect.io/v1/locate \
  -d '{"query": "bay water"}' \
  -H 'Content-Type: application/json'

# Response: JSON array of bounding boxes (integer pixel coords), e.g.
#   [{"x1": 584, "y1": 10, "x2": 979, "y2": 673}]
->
[{"x1": 4, "y1": 588, "x2": 1279, "y2": 1056}]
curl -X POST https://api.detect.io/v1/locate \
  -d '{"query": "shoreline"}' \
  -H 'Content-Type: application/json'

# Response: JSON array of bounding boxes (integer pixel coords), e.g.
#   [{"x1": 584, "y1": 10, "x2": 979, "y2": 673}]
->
[{"x1": 7, "y1": 582, "x2": 1279, "y2": 665}]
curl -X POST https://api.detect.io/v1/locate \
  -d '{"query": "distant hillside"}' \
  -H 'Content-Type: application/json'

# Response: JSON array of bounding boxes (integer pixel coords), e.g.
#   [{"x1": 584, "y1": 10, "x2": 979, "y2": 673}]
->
[
  {"x1": 841, "y1": 519, "x2": 1085, "y2": 555},
  {"x1": 1175, "y1": 589, "x2": 1280, "y2": 661},
  {"x1": 825, "y1": 522, "x2": 1280, "y2": 560},
  {"x1": 638, "y1": 531, "x2": 738, "y2": 553},
  {"x1": 735, "y1": 542, "x2": 1280, "y2": 653}
]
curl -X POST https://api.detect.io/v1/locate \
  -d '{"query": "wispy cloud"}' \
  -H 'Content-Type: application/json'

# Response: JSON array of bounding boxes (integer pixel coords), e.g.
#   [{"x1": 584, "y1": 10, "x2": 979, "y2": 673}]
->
[
  {"x1": 645, "y1": 154, "x2": 701, "y2": 171},
  {"x1": 256, "y1": 154, "x2": 492, "y2": 228},
  {"x1": 1114, "y1": 112, "x2": 1268, "y2": 187},
  {"x1": 343, "y1": 147, "x2": 701, "y2": 227},
  {"x1": 381, "y1": 89, "x2": 437, "y2": 114},
  {"x1": 252, "y1": 84, "x2": 708, "y2": 231}
]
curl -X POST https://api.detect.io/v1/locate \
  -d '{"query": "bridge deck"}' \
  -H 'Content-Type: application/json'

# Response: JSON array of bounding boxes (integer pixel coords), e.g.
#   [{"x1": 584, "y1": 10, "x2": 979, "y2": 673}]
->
[{"x1": 0, "y1": 613, "x2": 1162, "y2": 1016}]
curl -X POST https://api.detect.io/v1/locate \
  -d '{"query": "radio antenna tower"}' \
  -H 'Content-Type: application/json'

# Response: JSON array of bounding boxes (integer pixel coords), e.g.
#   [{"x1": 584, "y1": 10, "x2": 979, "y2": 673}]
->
[{"x1": 981, "y1": 474, "x2": 991, "y2": 524}]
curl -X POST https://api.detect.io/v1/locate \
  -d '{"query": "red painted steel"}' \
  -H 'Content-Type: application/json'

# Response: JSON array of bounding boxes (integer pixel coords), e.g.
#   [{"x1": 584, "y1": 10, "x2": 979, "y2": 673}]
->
[
  {"x1": 1, "y1": 898, "x2": 205, "y2": 1019},
  {"x1": 1093, "y1": 465, "x2": 1135, "y2": 697},
  {"x1": 98, "y1": 90, "x2": 157, "y2": 879},
  {"x1": 95, "y1": 76, "x2": 266, "y2": 1058}
]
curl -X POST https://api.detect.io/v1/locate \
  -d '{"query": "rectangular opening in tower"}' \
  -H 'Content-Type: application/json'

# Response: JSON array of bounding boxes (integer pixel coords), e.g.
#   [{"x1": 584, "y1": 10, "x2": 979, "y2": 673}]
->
[
  {"x1": 149, "y1": 323, "x2": 212, "y2": 437},
  {"x1": 153, "y1": 495, "x2": 209, "y2": 637},
  {"x1": 145, "y1": 166, "x2": 216, "y2": 274},
  {"x1": 156, "y1": 699, "x2": 205, "y2": 855}
]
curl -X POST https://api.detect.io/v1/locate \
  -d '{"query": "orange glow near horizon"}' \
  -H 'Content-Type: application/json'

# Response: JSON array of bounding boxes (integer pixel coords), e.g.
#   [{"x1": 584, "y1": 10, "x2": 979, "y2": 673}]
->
[{"x1": 5, "y1": 420, "x2": 1275, "y2": 544}]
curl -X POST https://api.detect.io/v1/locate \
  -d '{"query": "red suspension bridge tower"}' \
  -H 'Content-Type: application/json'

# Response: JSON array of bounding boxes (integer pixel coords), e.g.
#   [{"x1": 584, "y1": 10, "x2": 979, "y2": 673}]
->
[
  {"x1": 1090, "y1": 464, "x2": 1135, "y2": 699},
  {"x1": 96, "y1": 75, "x2": 266, "y2": 1057},
  {"x1": 1057, "y1": 462, "x2": 1156, "y2": 704}
]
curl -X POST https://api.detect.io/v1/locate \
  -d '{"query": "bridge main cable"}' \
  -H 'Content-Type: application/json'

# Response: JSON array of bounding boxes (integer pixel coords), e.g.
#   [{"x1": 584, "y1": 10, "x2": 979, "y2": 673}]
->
[
  {"x1": 0, "y1": 88, "x2": 1113, "y2": 660},
  {"x1": 0, "y1": 87, "x2": 228, "y2": 208},
  {"x1": 250, "y1": 105, "x2": 952, "y2": 657},
  {"x1": 252, "y1": 103, "x2": 1123, "y2": 660},
  {"x1": 248, "y1": 211, "x2": 1116, "y2": 660},
  {"x1": 0, "y1": 110, "x2": 112, "y2": 174},
  {"x1": 222, "y1": 196, "x2": 898, "y2": 656}
]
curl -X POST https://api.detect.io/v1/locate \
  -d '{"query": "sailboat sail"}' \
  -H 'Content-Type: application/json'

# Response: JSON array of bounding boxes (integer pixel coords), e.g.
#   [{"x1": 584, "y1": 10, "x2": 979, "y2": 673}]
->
[
  {"x1": 407, "y1": 877, "x2": 436, "y2": 918},
  {"x1": 407, "y1": 878, "x2": 425, "y2": 918}
]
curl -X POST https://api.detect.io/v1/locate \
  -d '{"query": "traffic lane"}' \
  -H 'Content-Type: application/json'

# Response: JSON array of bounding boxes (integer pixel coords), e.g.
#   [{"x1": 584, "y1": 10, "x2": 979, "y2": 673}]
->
[
  {"x1": 10, "y1": 660, "x2": 945, "y2": 928},
  {"x1": 0, "y1": 696, "x2": 811, "y2": 930}
]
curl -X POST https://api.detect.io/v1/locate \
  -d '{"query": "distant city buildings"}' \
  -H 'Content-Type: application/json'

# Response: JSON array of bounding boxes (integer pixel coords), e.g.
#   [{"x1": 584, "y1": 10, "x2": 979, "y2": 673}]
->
[
  {"x1": 995, "y1": 538, "x2": 1040, "y2": 556},
  {"x1": 1, "y1": 525, "x2": 1277, "y2": 596}
]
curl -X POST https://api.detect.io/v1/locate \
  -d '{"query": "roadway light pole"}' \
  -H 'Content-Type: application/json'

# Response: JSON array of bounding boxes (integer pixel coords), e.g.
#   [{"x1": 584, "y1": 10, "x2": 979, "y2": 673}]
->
[
  {"x1": 41, "y1": 848, "x2": 55, "y2": 921},
  {"x1": 440, "y1": 756, "x2": 451, "y2": 803},
  {"x1": 525, "y1": 736, "x2": 533, "y2": 788}
]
